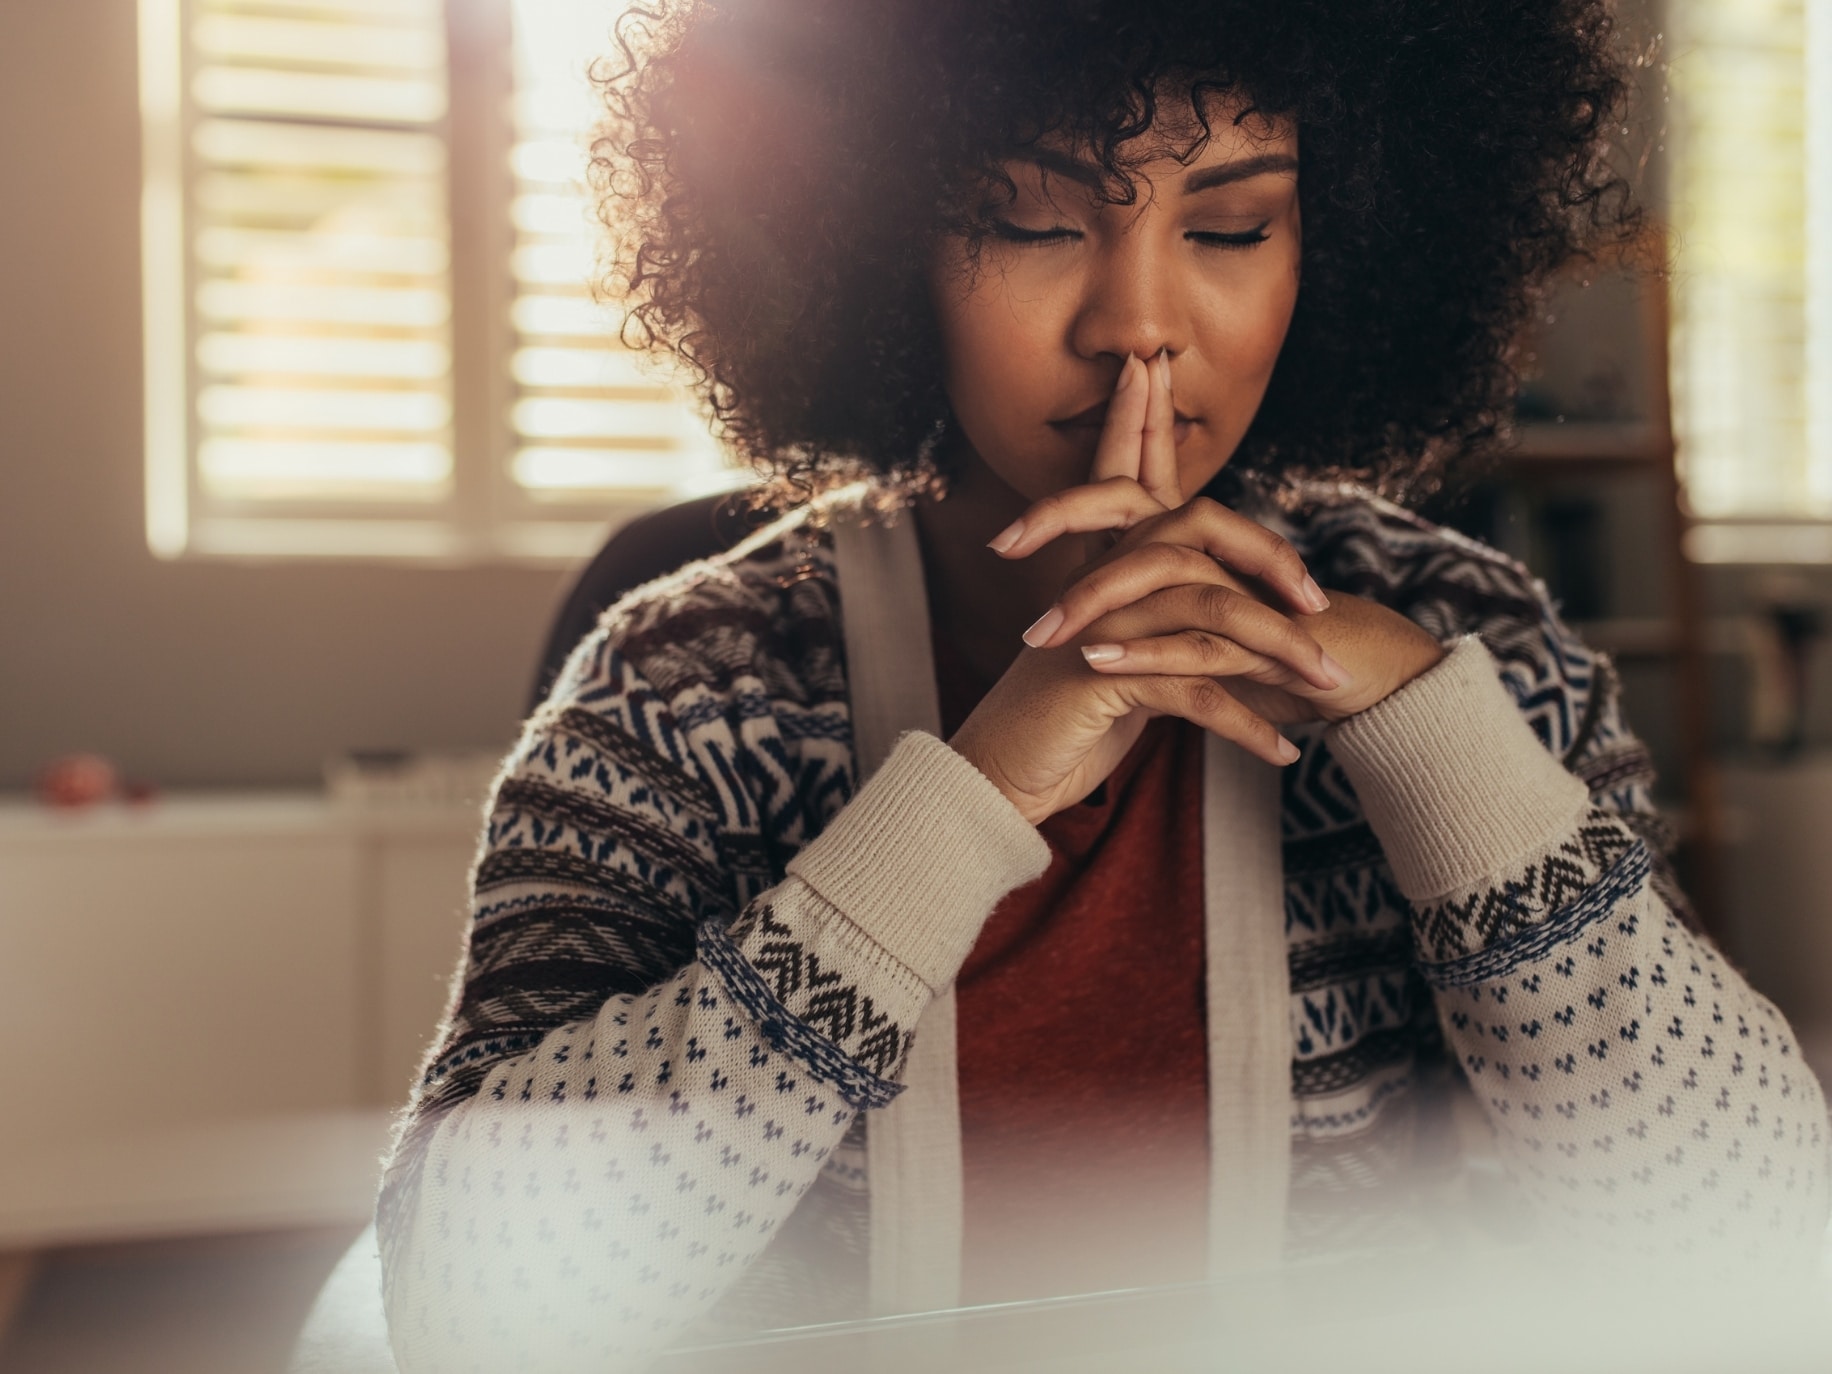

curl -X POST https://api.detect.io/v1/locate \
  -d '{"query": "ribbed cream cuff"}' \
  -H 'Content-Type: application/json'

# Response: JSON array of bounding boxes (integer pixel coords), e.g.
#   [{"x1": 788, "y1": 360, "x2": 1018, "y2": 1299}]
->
[
  {"x1": 1327, "y1": 635, "x2": 1588, "y2": 902},
  {"x1": 786, "y1": 731, "x2": 1051, "y2": 993}
]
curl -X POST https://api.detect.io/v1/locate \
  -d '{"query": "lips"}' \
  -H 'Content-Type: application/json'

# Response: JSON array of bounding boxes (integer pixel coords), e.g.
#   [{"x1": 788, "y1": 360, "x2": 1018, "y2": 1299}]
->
[
  {"x1": 1051, "y1": 399, "x2": 1112, "y2": 429},
  {"x1": 1049, "y1": 400, "x2": 1197, "y2": 429}
]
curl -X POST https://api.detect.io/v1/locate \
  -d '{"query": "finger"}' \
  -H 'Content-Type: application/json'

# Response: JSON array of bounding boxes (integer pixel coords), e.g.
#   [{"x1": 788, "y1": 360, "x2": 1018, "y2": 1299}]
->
[
  {"x1": 1088, "y1": 354, "x2": 1151, "y2": 485},
  {"x1": 988, "y1": 477, "x2": 1167, "y2": 558},
  {"x1": 1116, "y1": 673, "x2": 1299, "y2": 766},
  {"x1": 1138, "y1": 348, "x2": 1182, "y2": 508},
  {"x1": 1081, "y1": 630, "x2": 1344, "y2": 700},
  {"x1": 1022, "y1": 542, "x2": 1223, "y2": 645},
  {"x1": 1140, "y1": 497, "x2": 1328, "y2": 615},
  {"x1": 1061, "y1": 576, "x2": 1344, "y2": 691},
  {"x1": 1033, "y1": 542, "x2": 1333, "y2": 685}
]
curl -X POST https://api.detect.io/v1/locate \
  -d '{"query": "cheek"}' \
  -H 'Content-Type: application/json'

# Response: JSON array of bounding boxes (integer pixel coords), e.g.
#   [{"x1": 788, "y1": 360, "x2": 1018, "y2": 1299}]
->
[
  {"x1": 1183, "y1": 252, "x2": 1301, "y2": 479},
  {"x1": 1205, "y1": 260, "x2": 1299, "y2": 387},
  {"x1": 933, "y1": 271, "x2": 1057, "y2": 440}
]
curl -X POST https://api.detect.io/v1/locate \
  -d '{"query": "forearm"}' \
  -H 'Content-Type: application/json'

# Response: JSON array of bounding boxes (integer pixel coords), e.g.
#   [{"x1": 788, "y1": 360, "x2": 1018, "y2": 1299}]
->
[
  {"x1": 380, "y1": 733, "x2": 1048, "y2": 1371},
  {"x1": 1427, "y1": 863, "x2": 1828, "y2": 1260},
  {"x1": 1330, "y1": 638, "x2": 1832, "y2": 1258},
  {"x1": 381, "y1": 947, "x2": 874, "y2": 1374}
]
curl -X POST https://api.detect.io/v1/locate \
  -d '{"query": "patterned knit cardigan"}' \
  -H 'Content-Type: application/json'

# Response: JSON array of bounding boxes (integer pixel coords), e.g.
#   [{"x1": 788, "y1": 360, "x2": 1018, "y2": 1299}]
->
[{"x1": 377, "y1": 493, "x2": 1829, "y2": 1372}]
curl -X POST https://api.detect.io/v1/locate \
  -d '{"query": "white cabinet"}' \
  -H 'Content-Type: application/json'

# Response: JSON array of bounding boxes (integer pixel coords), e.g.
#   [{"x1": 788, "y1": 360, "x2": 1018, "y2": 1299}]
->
[{"x1": 0, "y1": 795, "x2": 478, "y2": 1247}]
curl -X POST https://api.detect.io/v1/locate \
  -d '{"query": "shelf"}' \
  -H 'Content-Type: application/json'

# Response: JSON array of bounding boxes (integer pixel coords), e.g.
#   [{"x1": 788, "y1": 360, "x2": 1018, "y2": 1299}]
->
[
  {"x1": 1569, "y1": 616, "x2": 1749, "y2": 658},
  {"x1": 1504, "y1": 420, "x2": 1670, "y2": 467}
]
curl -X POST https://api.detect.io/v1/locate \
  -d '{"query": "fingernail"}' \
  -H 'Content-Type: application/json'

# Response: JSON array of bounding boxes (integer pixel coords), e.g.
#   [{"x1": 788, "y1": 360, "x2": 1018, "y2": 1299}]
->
[
  {"x1": 1081, "y1": 643, "x2": 1125, "y2": 666},
  {"x1": 1276, "y1": 736, "x2": 1301, "y2": 764},
  {"x1": 1022, "y1": 606, "x2": 1065, "y2": 648},
  {"x1": 1320, "y1": 652, "x2": 1354, "y2": 689},
  {"x1": 987, "y1": 519, "x2": 1024, "y2": 554},
  {"x1": 1114, "y1": 356, "x2": 1138, "y2": 393},
  {"x1": 1301, "y1": 576, "x2": 1329, "y2": 612}
]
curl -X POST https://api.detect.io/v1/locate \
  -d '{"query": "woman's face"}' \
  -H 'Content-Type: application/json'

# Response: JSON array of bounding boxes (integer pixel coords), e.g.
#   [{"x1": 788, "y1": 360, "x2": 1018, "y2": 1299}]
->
[{"x1": 931, "y1": 101, "x2": 1301, "y2": 503}]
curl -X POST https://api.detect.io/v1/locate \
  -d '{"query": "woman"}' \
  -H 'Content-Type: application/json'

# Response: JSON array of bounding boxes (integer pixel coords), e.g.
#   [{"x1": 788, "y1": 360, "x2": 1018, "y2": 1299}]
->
[{"x1": 378, "y1": 1, "x2": 1829, "y2": 1367}]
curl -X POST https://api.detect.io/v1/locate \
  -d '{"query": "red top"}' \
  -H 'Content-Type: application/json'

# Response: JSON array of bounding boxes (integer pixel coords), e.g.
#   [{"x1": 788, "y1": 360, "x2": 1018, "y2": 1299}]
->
[{"x1": 935, "y1": 634, "x2": 1211, "y2": 1306}]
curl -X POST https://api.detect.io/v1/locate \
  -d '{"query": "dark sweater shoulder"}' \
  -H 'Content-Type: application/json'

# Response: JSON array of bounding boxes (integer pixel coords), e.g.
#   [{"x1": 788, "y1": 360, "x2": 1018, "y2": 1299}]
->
[
  {"x1": 1286, "y1": 490, "x2": 1647, "y2": 797},
  {"x1": 578, "y1": 506, "x2": 849, "y2": 714},
  {"x1": 1289, "y1": 492, "x2": 1542, "y2": 623},
  {"x1": 1284, "y1": 491, "x2": 1573, "y2": 673}
]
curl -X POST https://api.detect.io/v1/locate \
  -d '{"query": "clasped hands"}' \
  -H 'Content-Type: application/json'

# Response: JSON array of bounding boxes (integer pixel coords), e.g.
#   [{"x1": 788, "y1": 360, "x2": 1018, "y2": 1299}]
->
[{"x1": 949, "y1": 350, "x2": 1444, "y2": 826}]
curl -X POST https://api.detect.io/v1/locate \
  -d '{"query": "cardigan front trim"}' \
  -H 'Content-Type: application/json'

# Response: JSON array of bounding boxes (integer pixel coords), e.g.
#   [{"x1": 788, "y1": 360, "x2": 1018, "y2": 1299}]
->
[{"x1": 375, "y1": 490, "x2": 1829, "y2": 1374}]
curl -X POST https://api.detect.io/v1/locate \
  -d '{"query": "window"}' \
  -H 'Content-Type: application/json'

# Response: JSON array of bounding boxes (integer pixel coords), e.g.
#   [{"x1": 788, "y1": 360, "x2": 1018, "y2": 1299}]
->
[
  {"x1": 1671, "y1": 0, "x2": 1832, "y2": 561},
  {"x1": 138, "y1": 0, "x2": 734, "y2": 563}
]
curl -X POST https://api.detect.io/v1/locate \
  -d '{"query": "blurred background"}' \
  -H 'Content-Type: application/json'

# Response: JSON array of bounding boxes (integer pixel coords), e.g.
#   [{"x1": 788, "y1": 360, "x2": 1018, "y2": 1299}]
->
[{"x1": 0, "y1": 0, "x2": 1829, "y2": 1369}]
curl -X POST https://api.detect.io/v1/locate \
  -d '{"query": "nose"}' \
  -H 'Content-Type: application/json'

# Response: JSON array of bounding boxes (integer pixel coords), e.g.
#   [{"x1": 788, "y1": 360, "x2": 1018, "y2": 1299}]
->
[{"x1": 1066, "y1": 225, "x2": 1189, "y2": 367}]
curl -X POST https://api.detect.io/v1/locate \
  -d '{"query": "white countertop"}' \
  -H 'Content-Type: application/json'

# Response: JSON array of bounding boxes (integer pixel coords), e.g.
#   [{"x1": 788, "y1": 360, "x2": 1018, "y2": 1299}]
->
[
  {"x1": 0, "y1": 1110, "x2": 393, "y2": 1250},
  {"x1": 0, "y1": 792, "x2": 483, "y2": 841}
]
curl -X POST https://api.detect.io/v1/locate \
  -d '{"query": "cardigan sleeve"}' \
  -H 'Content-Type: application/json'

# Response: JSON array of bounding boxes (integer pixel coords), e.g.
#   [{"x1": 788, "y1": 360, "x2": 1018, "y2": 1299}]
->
[
  {"x1": 1328, "y1": 635, "x2": 1830, "y2": 1265},
  {"x1": 376, "y1": 634, "x2": 1046, "y2": 1373}
]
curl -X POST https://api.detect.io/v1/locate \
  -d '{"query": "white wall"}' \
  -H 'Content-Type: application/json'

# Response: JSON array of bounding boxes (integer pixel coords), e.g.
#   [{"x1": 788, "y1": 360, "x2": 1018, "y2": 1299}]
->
[
  {"x1": 0, "y1": 0, "x2": 569, "y2": 791},
  {"x1": 0, "y1": 0, "x2": 1676, "y2": 792}
]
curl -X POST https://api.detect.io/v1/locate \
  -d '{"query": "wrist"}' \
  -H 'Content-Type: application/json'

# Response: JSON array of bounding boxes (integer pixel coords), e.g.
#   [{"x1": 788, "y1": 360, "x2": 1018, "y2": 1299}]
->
[
  {"x1": 1316, "y1": 621, "x2": 1447, "y2": 723},
  {"x1": 789, "y1": 731, "x2": 1051, "y2": 990},
  {"x1": 1325, "y1": 636, "x2": 1586, "y2": 899},
  {"x1": 947, "y1": 724, "x2": 1047, "y2": 827}
]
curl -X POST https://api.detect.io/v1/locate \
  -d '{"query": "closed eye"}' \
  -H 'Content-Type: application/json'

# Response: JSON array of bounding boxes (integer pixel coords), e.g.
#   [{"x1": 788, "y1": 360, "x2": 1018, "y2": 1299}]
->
[
  {"x1": 989, "y1": 221, "x2": 1272, "y2": 249},
  {"x1": 1188, "y1": 224, "x2": 1272, "y2": 250},
  {"x1": 987, "y1": 220, "x2": 1080, "y2": 245}
]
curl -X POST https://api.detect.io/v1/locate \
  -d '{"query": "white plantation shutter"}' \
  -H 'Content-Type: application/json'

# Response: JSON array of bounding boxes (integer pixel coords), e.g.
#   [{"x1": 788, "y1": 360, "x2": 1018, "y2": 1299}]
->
[
  {"x1": 506, "y1": 0, "x2": 727, "y2": 512},
  {"x1": 140, "y1": 0, "x2": 734, "y2": 563},
  {"x1": 1671, "y1": 0, "x2": 1832, "y2": 560}
]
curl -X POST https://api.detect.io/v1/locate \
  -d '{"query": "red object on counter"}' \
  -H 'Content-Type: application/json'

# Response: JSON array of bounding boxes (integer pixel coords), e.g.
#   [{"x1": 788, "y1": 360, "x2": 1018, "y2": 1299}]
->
[{"x1": 34, "y1": 754, "x2": 123, "y2": 809}]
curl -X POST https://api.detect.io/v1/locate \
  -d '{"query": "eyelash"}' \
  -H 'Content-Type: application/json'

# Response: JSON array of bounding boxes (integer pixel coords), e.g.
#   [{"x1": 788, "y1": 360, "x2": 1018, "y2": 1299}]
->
[{"x1": 988, "y1": 220, "x2": 1272, "y2": 250}]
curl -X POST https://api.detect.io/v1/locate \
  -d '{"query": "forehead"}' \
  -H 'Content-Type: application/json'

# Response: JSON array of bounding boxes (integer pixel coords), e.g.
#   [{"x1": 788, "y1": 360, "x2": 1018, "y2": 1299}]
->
[
  {"x1": 1021, "y1": 87, "x2": 1297, "y2": 188},
  {"x1": 1131, "y1": 87, "x2": 1295, "y2": 162}
]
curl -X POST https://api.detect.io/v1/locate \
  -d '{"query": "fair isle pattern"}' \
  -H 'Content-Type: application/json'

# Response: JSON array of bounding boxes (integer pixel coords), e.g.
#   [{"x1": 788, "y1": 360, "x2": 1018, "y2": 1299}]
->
[
  {"x1": 389, "y1": 961, "x2": 875, "y2": 1370},
  {"x1": 1440, "y1": 894, "x2": 1826, "y2": 1258},
  {"x1": 1273, "y1": 494, "x2": 1698, "y2": 1239},
  {"x1": 379, "y1": 514, "x2": 914, "y2": 1361},
  {"x1": 1422, "y1": 844, "x2": 1655, "y2": 989},
  {"x1": 1411, "y1": 810, "x2": 1646, "y2": 965},
  {"x1": 379, "y1": 494, "x2": 1828, "y2": 1371},
  {"x1": 717, "y1": 903, "x2": 919, "y2": 1080},
  {"x1": 697, "y1": 911, "x2": 912, "y2": 1096}
]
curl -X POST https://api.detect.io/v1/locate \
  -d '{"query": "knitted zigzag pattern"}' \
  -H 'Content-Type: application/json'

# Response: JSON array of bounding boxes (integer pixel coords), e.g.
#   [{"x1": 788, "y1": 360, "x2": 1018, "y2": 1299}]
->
[{"x1": 377, "y1": 495, "x2": 1827, "y2": 1368}]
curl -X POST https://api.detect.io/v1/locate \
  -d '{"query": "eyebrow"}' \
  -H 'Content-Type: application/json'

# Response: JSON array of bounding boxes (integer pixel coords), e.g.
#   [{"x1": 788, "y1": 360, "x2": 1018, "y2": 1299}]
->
[
  {"x1": 1019, "y1": 147, "x2": 1298, "y2": 194},
  {"x1": 1183, "y1": 152, "x2": 1299, "y2": 192}
]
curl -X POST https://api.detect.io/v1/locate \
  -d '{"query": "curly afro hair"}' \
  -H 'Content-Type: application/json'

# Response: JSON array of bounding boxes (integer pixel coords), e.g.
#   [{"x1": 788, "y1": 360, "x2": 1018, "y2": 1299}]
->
[{"x1": 592, "y1": 0, "x2": 1645, "y2": 504}]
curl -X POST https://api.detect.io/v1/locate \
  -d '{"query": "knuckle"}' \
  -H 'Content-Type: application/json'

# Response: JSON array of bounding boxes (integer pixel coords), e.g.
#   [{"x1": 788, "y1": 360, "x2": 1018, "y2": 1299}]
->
[
  {"x1": 1168, "y1": 544, "x2": 1217, "y2": 577},
  {"x1": 1156, "y1": 504, "x2": 1202, "y2": 542},
  {"x1": 1266, "y1": 536, "x2": 1305, "y2": 575},
  {"x1": 1076, "y1": 563, "x2": 1123, "y2": 604},
  {"x1": 1098, "y1": 476, "x2": 1152, "y2": 524},
  {"x1": 1195, "y1": 583, "x2": 1240, "y2": 624},
  {"x1": 1179, "y1": 629, "x2": 1230, "y2": 668},
  {"x1": 1127, "y1": 501, "x2": 1172, "y2": 535},
  {"x1": 1184, "y1": 678, "x2": 1229, "y2": 716}
]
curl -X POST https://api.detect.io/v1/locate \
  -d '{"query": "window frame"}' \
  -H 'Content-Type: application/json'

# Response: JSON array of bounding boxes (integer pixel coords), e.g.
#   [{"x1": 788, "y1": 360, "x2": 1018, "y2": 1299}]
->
[
  {"x1": 1669, "y1": 0, "x2": 1832, "y2": 562},
  {"x1": 138, "y1": 0, "x2": 734, "y2": 567}
]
